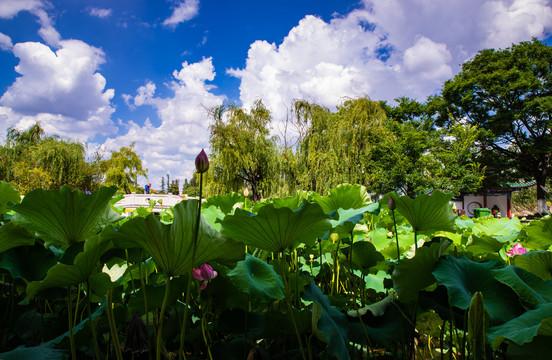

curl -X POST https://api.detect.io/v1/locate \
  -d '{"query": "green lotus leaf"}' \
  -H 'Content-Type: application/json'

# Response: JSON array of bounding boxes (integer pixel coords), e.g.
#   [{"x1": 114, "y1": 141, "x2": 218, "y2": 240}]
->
[
  {"x1": 368, "y1": 228, "x2": 392, "y2": 250},
  {"x1": 472, "y1": 217, "x2": 522, "y2": 243},
  {"x1": 26, "y1": 235, "x2": 113, "y2": 299},
  {"x1": 487, "y1": 302, "x2": 552, "y2": 349},
  {"x1": 513, "y1": 251, "x2": 552, "y2": 280},
  {"x1": 0, "y1": 221, "x2": 35, "y2": 254},
  {"x1": 433, "y1": 256, "x2": 523, "y2": 324},
  {"x1": 0, "y1": 181, "x2": 20, "y2": 215},
  {"x1": 455, "y1": 216, "x2": 475, "y2": 230},
  {"x1": 313, "y1": 184, "x2": 372, "y2": 213},
  {"x1": 220, "y1": 201, "x2": 331, "y2": 253},
  {"x1": 303, "y1": 280, "x2": 350, "y2": 360},
  {"x1": 523, "y1": 217, "x2": 552, "y2": 250},
  {"x1": 466, "y1": 234, "x2": 503, "y2": 256},
  {"x1": 106, "y1": 200, "x2": 245, "y2": 277},
  {"x1": 272, "y1": 192, "x2": 312, "y2": 211},
  {"x1": 392, "y1": 240, "x2": 451, "y2": 303},
  {"x1": 350, "y1": 241, "x2": 384, "y2": 271},
  {"x1": 492, "y1": 266, "x2": 552, "y2": 306},
  {"x1": 0, "y1": 242, "x2": 56, "y2": 281},
  {"x1": 12, "y1": 186, "x2": 117, "y2": 248},
  {"x1": 331, "y1": 204, "x2": 380, "y2": 236},
  {"x1": 202, "y1": 205, "x2": 225, "y2": 231},
  {"x1": 385, "y1": 190, "x2": 457, "y2": 233},
  {"x1": 202, "y1": 192, "x2": 244, "y2": 214},
  {"x1": 228, "y1": 254, "x2": 284, "y2": 302},
  {"x1": 0, "y1": 344, "x2": 66, "y2": 360}
]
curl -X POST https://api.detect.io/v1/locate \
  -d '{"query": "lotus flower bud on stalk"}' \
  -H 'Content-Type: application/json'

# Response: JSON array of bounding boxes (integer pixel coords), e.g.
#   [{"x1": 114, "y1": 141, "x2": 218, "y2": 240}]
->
[
  {"x1": 195, "y1": 149, "x2": 209, "y2": 173},
  {"x1": 388, "y1": 196, "x2": 396, "y2": 210}
]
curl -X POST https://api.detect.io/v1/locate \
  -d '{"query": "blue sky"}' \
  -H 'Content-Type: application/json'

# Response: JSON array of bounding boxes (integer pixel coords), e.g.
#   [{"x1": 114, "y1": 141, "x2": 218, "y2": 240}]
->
[{"x1": 1, "y1": 0, "x2": 551, "y2": 190}]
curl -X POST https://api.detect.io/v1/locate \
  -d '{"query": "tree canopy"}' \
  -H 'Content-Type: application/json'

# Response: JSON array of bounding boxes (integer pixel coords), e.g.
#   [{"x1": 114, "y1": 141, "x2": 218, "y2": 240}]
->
[{"x1": 441, "y1": 38, "x2": 552, "y2": 212}]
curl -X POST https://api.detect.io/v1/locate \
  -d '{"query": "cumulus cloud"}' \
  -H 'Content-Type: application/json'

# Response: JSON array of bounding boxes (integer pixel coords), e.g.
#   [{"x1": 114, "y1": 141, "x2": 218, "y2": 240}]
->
[
  {"x1": 0, "y1": 0, "x2": 60, "y2": 46},
  {"x1": 0, "y1": 32, "x2": 13, "y2": 51},
  {"x1": 163, "y1": 0, "x2": 199, "y2": 27},
  {"x1": 88, "y1": 8, "x2": 112, "y2": 18},
  {"x1": 105, "y1": 57, "x2": 224, "y2": 186},
  {"x1": 231, "y1": 0, "x2": 552, "y2": 135},
  {"x1": 0, "y1": 40, "x2": 117, "y2": 140}
]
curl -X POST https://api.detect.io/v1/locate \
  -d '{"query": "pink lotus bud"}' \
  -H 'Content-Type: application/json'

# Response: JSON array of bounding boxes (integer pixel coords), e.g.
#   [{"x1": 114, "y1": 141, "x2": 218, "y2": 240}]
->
[
  {"x1": 388, "y1": 196, "x2": 396, "y2": 210},
  {"x1": 195, "y1": 149, "x2": 209, "y2": 173}
]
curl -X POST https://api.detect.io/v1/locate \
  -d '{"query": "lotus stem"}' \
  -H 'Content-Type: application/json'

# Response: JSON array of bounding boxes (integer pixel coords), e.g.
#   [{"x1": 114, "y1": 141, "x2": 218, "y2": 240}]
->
[
  {"x1": 179, "y1": 171, "x2": 203, "y2": 360},
  {"x1": 138, "y1": 251, "x2": 149, "y2": 332},
  {"x1": 156, "y1": 277, "x2": 172, "y2": 360},
  {"x1": 67, "y1": 286, "x2": 77, "y2": 360},
  {"x1": 107, "y1": 288, "x2": 123, "y2": 360},
  {"x1": 391, "y1": 209, "x2": 400, "y2": 262},
  {"x1": 281, "y1": 260, "x2": 307, "y2": 360},
  {"x1": 86, "y1": 281, "x2": 101, "y2": 360}
]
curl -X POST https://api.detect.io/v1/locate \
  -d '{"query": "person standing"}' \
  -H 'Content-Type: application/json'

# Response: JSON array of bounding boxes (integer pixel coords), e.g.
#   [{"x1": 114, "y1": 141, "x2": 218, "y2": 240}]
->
[{"x1": 144, "y1": 183, "x2": 151, "y2": 194}]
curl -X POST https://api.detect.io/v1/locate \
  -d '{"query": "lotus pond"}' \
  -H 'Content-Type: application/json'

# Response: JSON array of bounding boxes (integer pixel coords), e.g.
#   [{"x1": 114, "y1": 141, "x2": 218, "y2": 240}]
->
[{"x1": 1, "y1": 182, "x2": 552, "y2": 360}]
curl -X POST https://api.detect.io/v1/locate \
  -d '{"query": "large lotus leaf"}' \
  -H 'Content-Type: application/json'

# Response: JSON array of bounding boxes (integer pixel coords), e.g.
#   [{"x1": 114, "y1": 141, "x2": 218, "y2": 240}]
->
[
  {"x1": 0, "y1": 181, "x2": 20, "y2": 214},
  {"x1": 350, "y1": 241, "x2": 384, "y2": 271},
  {"x1": 492, "y1": 266, "x2": 552, "y2": 306},
  {"x1": 228, "y1": 254, "x2": 284, "y2": 302},
  {"x1": 455, "y1": 216, "x2": 475, "y2": 230},
  {"x1": 202, "y1": 192, "x2": 244, "y2": 214},
  {"x1": 313, "y1": 184, "x2": 372, "y2": 213},
  {"x1": 331, "y1": 204, "x2": 380, "y2": 236},
  {"x1": 303, "y1": 280, "x2": 350, "y2": 360},
  {"x1": 385, "y1": 190, "x2": 457, "y2": 233},
  {"x1": 11, "y1": 186, "x2": 117, "y2": 248},
  {"x1": 392, "y1": 240, "x2": 451, "y2": 303},
  {"x1": 272, "y1": 192, "x2": 312, "y2": 210},
  {"x1": 0, "y1": 344, "x2": 66, "y2": 360},
  {"x1": 220, "y1": 201, "x2": 331, "y2": 253},
  {"x1": 513, "y1": 251, "x2": 552, "y2": 280},
  {"x1": 26, "y1": 235, "x2": 113, "y2": 299},
  {"x1": 0, "y1": 221, "x2": 35, "y2": 253},
  {"x1": 106, "y1": 200, "x2": 245, "y2": 276},
  {"x1": 433, "y1": 256, "x2": 523, "y2": 324},
  {"x1": 472, "y1": 217, "x2": 522, "y2": 243},
  {"x1": 487, "y1": 302, "x2": 552, "y2": 348},
  {"x1": 523, "y1": 217, "x2": 552, "y2": 250},
  {"x1": 504, "y1": 335, "x2": 552, "y2": 360},
  {"x1": 466, "y1": 234, "x2": 503, "y2": 256},
  {"x1": 202, "y1": 205, "x2": 225, "y2": 231},
  {"x1": 0, "y1": 242, "x2": 56, "y2": 281},
  {"x1": 368, "y1": 228, "x2": 392, "y2": 250}
]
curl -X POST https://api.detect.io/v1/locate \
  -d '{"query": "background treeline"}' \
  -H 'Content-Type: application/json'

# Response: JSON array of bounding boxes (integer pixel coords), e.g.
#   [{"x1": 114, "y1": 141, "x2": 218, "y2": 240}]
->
[
  {"x1": 0, "y1": 123, "x2": 147, "y2": 194},
  {"x1": 203, "y1": 39, "x2": 552, "y2": 211}
]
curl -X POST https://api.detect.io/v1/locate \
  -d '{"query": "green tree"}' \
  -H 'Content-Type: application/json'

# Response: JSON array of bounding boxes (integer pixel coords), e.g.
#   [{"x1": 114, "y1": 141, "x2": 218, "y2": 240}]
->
[
  {"x1": 207, "y1": 100, "x2": 279, "y2": 201},
  {"x1": 103, "y1": 143, "x2": 147, "y2": 194},
  {"x1": 441, "y1": 39, "x2": 552, "y2": 213},
  {"x1": 295, "y1": 98, "x2": 398, "y2": 195},
  {"x1": 0, "y1": 123, "x2": 103, "y2": 193}
]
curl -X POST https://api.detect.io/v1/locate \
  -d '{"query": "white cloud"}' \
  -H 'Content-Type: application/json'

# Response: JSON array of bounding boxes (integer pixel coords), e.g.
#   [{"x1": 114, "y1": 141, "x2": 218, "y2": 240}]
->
[
  {"x1": 163, "y1": 0, "x2": 199, "y2": 28},
  {"x1": 0, "y1": 0, "x2": 61, "y2": 46},
  {"x1": 0, "y1": 32, "x2": 13, "y2": 51},
  {"x1": 0, "y1": 40, "x2": 117, "y2": 140},
  {"x1": 231, "y1": 0, "x2": 552, "y2": 136},
  {"x1": 105, "y1": 58, "x2": 224, "y2": 188},
  {"x1": 89, "y1": 8, "x2": 112, "y2": 19}
]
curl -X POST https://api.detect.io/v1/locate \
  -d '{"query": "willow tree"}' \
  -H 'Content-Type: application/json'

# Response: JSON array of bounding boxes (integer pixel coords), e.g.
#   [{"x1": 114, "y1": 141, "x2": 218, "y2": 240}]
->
[
  {"x1": 0, "y1": 123, "x2": 103, "y2": 193},
  {"x1": 441, "y1": 39, "x2": 552, "y2": 213},
  {"x1": 102, "y1": 143, "x2": 147, "y2": 194},
  {"x1": 295, "y1": 98, "x2": 398, "y2": 195},
  {"x1": 207, "y1": 100, "x2": 279, "y2": 201}
]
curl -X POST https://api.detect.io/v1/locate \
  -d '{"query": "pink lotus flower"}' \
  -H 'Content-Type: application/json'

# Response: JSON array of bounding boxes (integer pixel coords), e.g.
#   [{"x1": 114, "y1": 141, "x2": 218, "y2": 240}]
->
[
  {"x1": 192, "y1": 263, "x2": 218, "y2": 290},
  {"x1": 506, "y1": 243, "x2": 528, "y2": 257}
]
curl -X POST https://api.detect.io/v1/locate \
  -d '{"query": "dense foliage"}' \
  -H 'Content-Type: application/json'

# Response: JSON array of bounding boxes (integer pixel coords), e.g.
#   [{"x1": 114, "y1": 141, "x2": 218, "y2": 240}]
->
[
  {"x1": 2, "y1": 182, "x2": 552, "y2": 359},
  {"x1": 441, "y1": 39, "x2": 552, "y2": 212},
  {"x1": 0, "y1": 124, "x2": 147, "y2": 194}
]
